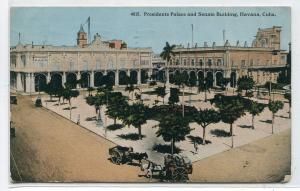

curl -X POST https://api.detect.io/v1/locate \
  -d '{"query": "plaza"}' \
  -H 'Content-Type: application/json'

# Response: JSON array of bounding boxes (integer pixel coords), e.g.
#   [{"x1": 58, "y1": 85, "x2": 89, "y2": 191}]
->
[{"x1": 39, "y1": 86, "x2": 290, "y2": 166}]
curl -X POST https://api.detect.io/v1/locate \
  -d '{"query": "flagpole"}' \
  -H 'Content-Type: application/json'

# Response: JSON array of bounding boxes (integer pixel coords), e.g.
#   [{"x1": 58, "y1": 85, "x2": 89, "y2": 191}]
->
[
  {"x1": 191, "y1": 24, "x2": 194, "y2": 47},
  {"x1": 88, "y1": 17, "x2": 91, "y2": 44}
]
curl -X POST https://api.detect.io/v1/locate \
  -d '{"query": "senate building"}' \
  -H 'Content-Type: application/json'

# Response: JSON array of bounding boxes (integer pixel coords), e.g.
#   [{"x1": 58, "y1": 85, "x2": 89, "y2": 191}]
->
[
  {"x1": 10, "y1": 25, "x2": 289, "y2": 93},
  {"x1": 164, "y1": 26, "x2": 289, "y2": 87}
]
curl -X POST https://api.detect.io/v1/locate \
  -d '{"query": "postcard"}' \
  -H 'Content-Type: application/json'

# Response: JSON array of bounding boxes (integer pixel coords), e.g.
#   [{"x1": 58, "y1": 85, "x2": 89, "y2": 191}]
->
[{"x1": 10, "y1": 6, "x2": 291, "y2": 183}]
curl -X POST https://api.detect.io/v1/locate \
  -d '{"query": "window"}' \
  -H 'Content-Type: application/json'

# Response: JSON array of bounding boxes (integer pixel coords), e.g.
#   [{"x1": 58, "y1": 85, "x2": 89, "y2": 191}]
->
[
  {"x1": 21, "y1": 55, "x2": 26, "y2": 67},
  {"x1": 250, "y1": 59, "x2": 253, "y2": 66},
  {"x1": 217, "y1": 59, "x2": 222, "y2": 66},
  {"x1": 241, "y1": 60, "x2": 246, "y2": 67},
  {"x1": 199, "y1": 59, "x2": 203, "y2": 66},
  {"x1": 191, "y1": 59, "x2": 195, "y2": 66},
  {"x1": 208, "y1": 59, "x2": 212, "y2": 67},
  {"x1": 176, "y1": 59, "x2": 179, "y2": 65},
  {"x1": 183, "y1": 59, "x2": 187, "y2": 66}
]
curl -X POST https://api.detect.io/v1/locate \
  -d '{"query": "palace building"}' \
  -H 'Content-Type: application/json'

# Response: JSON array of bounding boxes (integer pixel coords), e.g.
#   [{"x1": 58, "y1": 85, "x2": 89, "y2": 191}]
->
[
  {"x1": 10, "y1": 25, "x2": 289, "y2": 93},
  {"x1": 10, "y1": 24, "x2": 153, "y2": 93},
  {"x1": 165, "y1": 26, "x2": 288, "y2": 87}
]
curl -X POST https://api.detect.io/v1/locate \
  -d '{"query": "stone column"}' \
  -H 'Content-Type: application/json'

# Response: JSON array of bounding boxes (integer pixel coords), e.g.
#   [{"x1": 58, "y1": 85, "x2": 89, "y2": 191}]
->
[
  {"x1": 127, "y1": 70, "x2": 130, "y2": 76},
  {"x1": 77, "y1": 72, "x2": 81, "y2": 89},
  {"x1": 25, "y1": 73, "x2": 31, "y2": 93},
  {"x1": 115, "y1": 70, "x2": 119, "y2": 86},
  {"x1": 90, "y1": 71, "x2": 94, "y2": 87},
  {"x1": 16, "y1": 72, "x2": 23, "y2": 91},
  {"x1": 31, "y1": 73, "x2": 35, "y2": 93},
  {"x1": 137, "y1": 69, "x2": 141, "y2": 85},
  {"x1": 62, "y1": 72, "x2": 66, "y2": 87},
  {"x1": 213, "y1": 71, "x2": 217, "y2": 87},
  {"x1": 47, "y1": 72, "x2": 51, "y2": 83}
]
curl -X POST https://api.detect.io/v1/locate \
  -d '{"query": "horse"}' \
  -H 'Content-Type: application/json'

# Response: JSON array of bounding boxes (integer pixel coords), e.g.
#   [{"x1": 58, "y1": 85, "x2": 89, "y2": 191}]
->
[
  {"x1": 129, "y1": 152, "x2": 148, "y2": 165},
  {"x1": 140, "y1": 159, "x2": 164, "y2": 181}
]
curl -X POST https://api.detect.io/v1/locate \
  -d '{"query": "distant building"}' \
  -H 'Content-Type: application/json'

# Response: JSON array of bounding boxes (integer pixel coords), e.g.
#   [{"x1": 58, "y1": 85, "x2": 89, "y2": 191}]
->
[
  {"x1": 165, "y1": 26, "x2": 289, "y2": 87},
  {"x1": 10, "y1": 25, "x2": 152, "y2": 93}
]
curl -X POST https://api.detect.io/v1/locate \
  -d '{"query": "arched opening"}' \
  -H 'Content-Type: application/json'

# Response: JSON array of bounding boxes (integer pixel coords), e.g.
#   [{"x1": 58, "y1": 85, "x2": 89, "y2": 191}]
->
[
  {"x1": 141, "y1": 70, "x2": 148, "y2": 84},
  {"x1": 206, "y1": 72, "x2": 214, "y2": 87},
  {"x1": 94, "y1": 72, "x2": 103, "y2": 87},
  {"x1": 80, "y1": 72, "x2": 90, "y2": 88},
  {"x1": 50, "y1": 73, "x2": 63, "y2": 91},
  {"x1": 130, "y1": 70, "x2": 137, "y2": 84},
  {"x1": 107, "y1": 71, "x2": 115, "y2": 86},
  {"x1": 169, "y1": 70, "x2": 174, "y2": 84},
  {"x1": 66, "y1": 73, "x2": 77, "y2": 89},
  {"x1": 216, "y1": 72, "x2": 223, "y2": 87},
  {"x1": 119, "y1": 71, "x2": 128, "y2": 85},
  {"x1": 230, "y1": 72, "x2": 237, "y2": 88},
  {"x1": 35, "y1": 74, "x2": 47, "y2": 92},
  {"x1": 158, "y1": 70, "x2": 165, "y2": 82},
  {"x1": 189, "y1": 71, "x2": 197, "y2": 86},
  {"x1": 197, "y1": 71, "x2": 204, "y2": 84}
]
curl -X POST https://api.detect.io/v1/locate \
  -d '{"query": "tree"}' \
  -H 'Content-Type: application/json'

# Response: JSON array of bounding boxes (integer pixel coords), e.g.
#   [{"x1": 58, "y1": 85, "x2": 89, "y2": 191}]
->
[
  {"x1": 198, "y1": 77, "x2": 211, "y2": 102},
  {"x1": 237, "y1": 76, "x2": 254, "y2": 96},
  {"x1": 247, "y1": 101, "x2": 265, "y2": 129},
  {"x1": 187, "y1": 73, "x2": 197, "y2": 105},
  {"x1": 160, "y1": 42, "x2": 176, "y2": 66},
  {"x1": 284, "y1": 92, "x2": 291, "y2": 118},
  {"x1": 87, "y1": 87, "x2": 95, "y2": 96},
  {"x1": 106, "y1": 94, "x2": 127, "y2": 126},
  {"x1": 155, "y1": 86, "x2": 166, "y2": 104},
  {"x1": 86, "y1": 92, "x2": 105, "y2": 120},
  {"x1": 168, "y1": 88, "x2": 180, "y2": 105},
  {"x1": 56, "y1": 86, "x2": 64, "y2": 106},
  {"x1": 173, "y1": 72, "x2": 189, "y2": 117},
  {"x1": 126, "y1": 103, "x2": 149, "y2": 140},
  {"x1": 125, "y1": 84, "x2": 139, "y2": 100},
  {"x1": 156, "y1": 114, "x2": 191, "y2": 154},
  {"x1": 193, "y1": 109, "x2": 220, "y2": 145},
  {"x1": 268, "y1": 100, "x2": 284, "y2": 134},
  {"x1": 215, "y1": 97, "x2": 245, "y2": 148},
  {"x1": 62, "y1": 87, "x2": 79, "y2": 120}
]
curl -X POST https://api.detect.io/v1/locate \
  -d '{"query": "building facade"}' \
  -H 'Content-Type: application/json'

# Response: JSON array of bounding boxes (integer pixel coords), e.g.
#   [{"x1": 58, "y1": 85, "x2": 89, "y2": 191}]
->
[
  {"x1": 10, "y1": 25, "x2": 153, "y2": 93},
  {"x1": 165, "y1": 26, "x2": 288, "y2": 87}
]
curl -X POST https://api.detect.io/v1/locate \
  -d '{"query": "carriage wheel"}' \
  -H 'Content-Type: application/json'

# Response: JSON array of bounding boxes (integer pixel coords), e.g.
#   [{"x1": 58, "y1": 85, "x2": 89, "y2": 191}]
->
[
  {"x1": 172, "y1": 167, "x2": 188, "y2": 182},
  {"x1": 111, "y1": 151, "x2": 122, "y2": 165}
]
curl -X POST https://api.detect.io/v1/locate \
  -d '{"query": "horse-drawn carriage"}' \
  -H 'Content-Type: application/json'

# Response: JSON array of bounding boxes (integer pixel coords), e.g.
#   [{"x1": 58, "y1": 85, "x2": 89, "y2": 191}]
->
[
  {"x1": 109, "y1": 145, "x2": 148, "y2": 165},
  {"x1": 141, "y1": 154, "x2": 193, "y2": 182}
]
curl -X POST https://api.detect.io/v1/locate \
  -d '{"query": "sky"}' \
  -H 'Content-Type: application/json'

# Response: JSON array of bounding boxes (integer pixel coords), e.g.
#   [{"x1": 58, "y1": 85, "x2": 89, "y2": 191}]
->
[{"x1": 10, "y1": 7, "x2": 291, "y2": 53}]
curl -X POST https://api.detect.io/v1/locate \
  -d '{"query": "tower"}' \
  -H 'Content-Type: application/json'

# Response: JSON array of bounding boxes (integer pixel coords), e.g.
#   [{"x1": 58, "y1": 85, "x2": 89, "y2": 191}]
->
[
  {"x1": 253, "y1": 26, "x2": 281, "y2": 50},
  {"x1": 77, "y1": 24, "x2": 87, "y2": 48}
]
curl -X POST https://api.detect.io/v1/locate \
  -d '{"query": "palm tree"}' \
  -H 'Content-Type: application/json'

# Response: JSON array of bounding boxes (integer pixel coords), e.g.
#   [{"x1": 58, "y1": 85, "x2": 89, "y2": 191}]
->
[
  {"x1": 247, "y1": 101, "x2": 265, "y2": 129},
  {"x1": 160, "y1": 42, "x2": 176, "y2": 67},
  {"x1": 268, "y1": 100, "x2": 284, "y2": 134},
  {"x1": 193, "y1": 109, "x2": 220, "y2": 145},
  {"x1": 156, "y1": 114, "x2": 191, "y2": 154}
]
